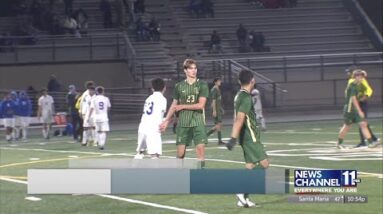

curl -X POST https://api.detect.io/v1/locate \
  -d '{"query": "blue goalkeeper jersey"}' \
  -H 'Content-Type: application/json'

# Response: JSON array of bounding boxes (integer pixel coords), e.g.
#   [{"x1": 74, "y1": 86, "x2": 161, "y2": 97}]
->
[
  {"x1": 1, "y1": 100, "x2": 16, "y2": 118},
  {"x1": 17, "y1": 97, "x2": 32, "y2": 116}
]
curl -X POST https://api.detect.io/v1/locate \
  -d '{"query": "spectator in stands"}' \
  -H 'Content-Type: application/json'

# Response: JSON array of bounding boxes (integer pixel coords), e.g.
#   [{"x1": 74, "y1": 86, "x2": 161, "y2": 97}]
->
[
  {"x1": 286, "y1": 0, "x2": 297, "y2": 7},
  {"x1": 67, "y1": 85, "x2": 81, "y2": 142},
  {"x1": 236, "y1": 24, "x2": 248, "y2": 53},
  {"x1": 63, "y1": 15, "x2": 78, "y2": 35},
  {"x1": 30, "y1": 0, "x2": 44, "y2": 30},
  {"x1": 249, "y1": 31, "x2": 269, "y2": 52},
  {"x1": 114, "y1": 0, "x2": 128, "y2": 28},
  {"x1": 148, "y1": 17, "x2": 160, "y2": 41},
  {"x1": 135, "y1": 17, "x2": 149, "y2": 41},
  {"x1": 134, "y1": 0, "x2": 145, "y2": 14},
  {"x1": 50, "y1": 15, "x2": 65, "y2": 35},
  {"x1": 201, "y1": 0, "x2": 214, "y2": 18},
  {"x1": 208, "y1": 30, "x2": 223, "y2": 54},
  {"x1": 64, "y1": 0, "x2": 74, "y2": 15},
  {"x1": 188, "y1": 0, "x2": 201, "y2": 17},
  {"x1": 73, "y1": 8, "x2": 89, "y2": 35},
  {"x1": 47, "y1": 75, "x2": 61, "y2": 92},
  {"x1": 100, "y1": 0, "x2": 113, "y2": 28}
]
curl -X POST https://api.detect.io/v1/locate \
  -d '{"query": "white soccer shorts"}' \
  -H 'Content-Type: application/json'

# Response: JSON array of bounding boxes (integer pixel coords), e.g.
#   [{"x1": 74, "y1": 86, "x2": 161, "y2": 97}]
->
[
  {"x1": 137, "y1": 131, "x2": 162, "y2": 155},
  {"x1": 95, "y1": 121, "x2": 110, "y2": 132}
]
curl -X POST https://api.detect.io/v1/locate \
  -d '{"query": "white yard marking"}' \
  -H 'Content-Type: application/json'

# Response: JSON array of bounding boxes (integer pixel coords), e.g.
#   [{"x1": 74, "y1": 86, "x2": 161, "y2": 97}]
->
[
  {"x1": 29, "y1": 158, "x2": 40, "y2": 161},
  {"x1": 1, "y1": 146, "x2": 382, "y2": 179},
  {"x1": 25, "y1": 196, "x2": 42, "y2": 201},
  {"x1": 0, "y1": 177, "x2": 208, "y2": 214},
  {"x1": 311, "y1": 128, "x2": 322, "y2": 131},
  {"x1": 68, "y1": 155, "x2": 78, "y2": 158},
  {"x1": 99, "y1": 195, "x2": 208, "y2": 214}
]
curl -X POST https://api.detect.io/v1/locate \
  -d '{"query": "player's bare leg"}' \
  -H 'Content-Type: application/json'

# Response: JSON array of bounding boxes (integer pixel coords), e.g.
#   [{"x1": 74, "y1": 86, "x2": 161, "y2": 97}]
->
[
  {"x1": 337, "y1": 124, "x2": 351, "y2": 149},
  {"x1": 359, "y1": 121, "x2": 380, "y2": 147},
  {"x1": 177, "y1": 145, "x2": 186, "y2": 159}
]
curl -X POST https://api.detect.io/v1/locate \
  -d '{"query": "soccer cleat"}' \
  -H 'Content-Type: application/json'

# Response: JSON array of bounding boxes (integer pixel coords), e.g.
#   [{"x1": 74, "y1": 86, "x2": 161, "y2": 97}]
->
[
  {"x1": 99, "y1": 147, "x2": 104, "y2": 150},
  {"x1": 246, "y1": 198, "x2": 259, "y2": 207},
  {"x1": 355, "y1": 142, "x2": 367, "y2": 148},
  {"x1": 336, "y1": 143, "x2": 346, "y2": 150},
  {"x1": 368, "y1": 140, "x2": 381, "y2": 148},
  {"x1": 134, "y1": 153, "x2": 144, "y2": 159},
  {"x1": 236, "y1": 194, "x2": 249, "y2": 208},
  {"x1": 226, "y1": 138, "x2": 237, "y2": 150},
  {"x1": 217, "y1": 141, "x2": 225, "y2": 146}
]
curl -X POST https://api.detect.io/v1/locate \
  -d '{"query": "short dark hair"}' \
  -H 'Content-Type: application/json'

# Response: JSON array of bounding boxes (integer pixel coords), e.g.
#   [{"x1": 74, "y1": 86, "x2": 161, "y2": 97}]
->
[
  {"x1": 41, "y1": 88, "x2": 47, "y2": 93},
  {"x1": 88, "y1": 86, "x2": 95, "y2": 91},
  {"x1": 85, "y1": 81, "x2": 95, "y2": 89},
  {"x1": 151, "y1": 78, "x2": 165, "y2": 91},
  {"x1": 96, "y1": 86, "x2": 104, "y2": 94},
  {"x1": 213, "y1": 77, "x2": 221, "y2": 84},
  {"x1": 238, "y1": 69, "x2": 254, "y2": 85}
]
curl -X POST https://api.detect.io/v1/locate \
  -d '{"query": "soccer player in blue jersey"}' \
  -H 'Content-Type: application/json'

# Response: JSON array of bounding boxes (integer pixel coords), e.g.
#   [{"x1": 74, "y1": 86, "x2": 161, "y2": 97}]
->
[
  {"x1": 1, "y1": 92, "x2": 16, "y2": 142},
  {"x1": 16, "y1": 91, "x2": 32, "y2": 141}
]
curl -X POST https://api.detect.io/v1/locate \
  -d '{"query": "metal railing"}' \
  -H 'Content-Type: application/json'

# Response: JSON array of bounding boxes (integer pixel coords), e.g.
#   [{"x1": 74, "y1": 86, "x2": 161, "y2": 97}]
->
[
  {"x1": 0, "y1": 33, "x2": 126, "y2": 64},
  {"x1": 123, "y1": 33, "x2": 137, "y2": 78}
]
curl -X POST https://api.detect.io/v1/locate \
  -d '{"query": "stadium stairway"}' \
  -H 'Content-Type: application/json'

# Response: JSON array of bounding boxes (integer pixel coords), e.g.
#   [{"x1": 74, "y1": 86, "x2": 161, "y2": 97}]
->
[{"x1": 168, "y1": 0, "x2": 381, "y2": 80}]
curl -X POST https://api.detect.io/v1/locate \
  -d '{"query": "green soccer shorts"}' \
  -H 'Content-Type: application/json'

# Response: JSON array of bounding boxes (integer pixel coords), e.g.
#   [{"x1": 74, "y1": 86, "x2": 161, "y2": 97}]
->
[{"x1": 176, "y1": 126, "x2": 208, "y2": 146}]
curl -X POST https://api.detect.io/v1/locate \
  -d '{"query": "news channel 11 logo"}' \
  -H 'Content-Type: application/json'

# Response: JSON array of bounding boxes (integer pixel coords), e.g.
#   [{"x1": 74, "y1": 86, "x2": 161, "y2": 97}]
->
[{"x1": 294, "y1": 170, "x2": 361, "y2": 187}]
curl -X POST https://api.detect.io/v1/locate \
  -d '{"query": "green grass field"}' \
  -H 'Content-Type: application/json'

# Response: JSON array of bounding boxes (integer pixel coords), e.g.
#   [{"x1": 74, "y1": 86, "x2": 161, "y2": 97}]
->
[{"x1": 1, "y1": 119, "x2": 382, "y2": 214}]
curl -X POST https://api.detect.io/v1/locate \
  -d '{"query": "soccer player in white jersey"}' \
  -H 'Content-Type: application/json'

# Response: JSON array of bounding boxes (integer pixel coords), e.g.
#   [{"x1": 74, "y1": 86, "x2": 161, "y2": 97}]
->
[
  {"x1": 250, "y1": 86, "x2": 266, "y2": 131},
  {"x1": 37, "y1": 88, "x2": 55, "y2": 139},
  {"x1": 81, "y1": 85, "x2": 96, "y2": 146},
  {"x1": 88, "y1": 86, "x2": 111, "y2": 150},
  {"x1": 135, "y1": 78, "x2": 167, "y2": 159}
]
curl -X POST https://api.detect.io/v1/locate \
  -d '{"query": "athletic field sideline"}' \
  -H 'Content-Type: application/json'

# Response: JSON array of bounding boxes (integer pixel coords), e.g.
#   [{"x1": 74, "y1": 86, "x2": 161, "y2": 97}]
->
[{"x1": 1, "y1": 119, "x2": 382, "y2": 214}]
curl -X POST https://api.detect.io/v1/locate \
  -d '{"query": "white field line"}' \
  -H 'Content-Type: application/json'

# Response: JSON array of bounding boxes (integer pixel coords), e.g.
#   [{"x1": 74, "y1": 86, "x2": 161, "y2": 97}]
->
[
  {"x1": 0, "y1": 177, "x2": 208, "y2": 214},
  {"x1": 98, "y1": 195, "x2": 208, "y2": 214},
  {"x1": 1, "y1": 146, "x2": 382, "y2": 179}
]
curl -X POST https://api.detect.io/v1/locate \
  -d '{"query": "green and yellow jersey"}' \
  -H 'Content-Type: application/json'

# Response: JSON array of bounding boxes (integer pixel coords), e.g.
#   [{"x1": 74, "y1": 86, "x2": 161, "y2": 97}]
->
[{"x1": 174, "y1": 79, "x2": 209, "y2": 127}]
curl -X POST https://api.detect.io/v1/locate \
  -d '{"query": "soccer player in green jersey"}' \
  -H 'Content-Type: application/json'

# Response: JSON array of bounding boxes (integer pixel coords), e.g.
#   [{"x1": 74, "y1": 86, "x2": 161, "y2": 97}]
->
[
  {"x1": 207, "y1": 77, "x2": 225, "y2": 145},
  {"x1": 226, "y1": 69, "x2": 269, "y2": 208},
  {"x1": 337, "y1": 70, "x2": 378, "y2": 149},
  {"x1": 160, "y1": 59, "x2": 209, "y2": 165}
]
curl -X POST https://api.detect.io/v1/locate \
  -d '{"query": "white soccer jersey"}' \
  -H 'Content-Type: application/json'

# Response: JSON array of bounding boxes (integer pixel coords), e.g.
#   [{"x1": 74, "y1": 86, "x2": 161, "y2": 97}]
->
[
  {"x1": 90, "y1": 95, "x2": 111, "y2": 122},
  {"x1": 251, "y1": 89, "x2": 262, "y2": 111},
  {"x1": 138, "y1": 92, "x2": 167, "y2": 133},
  {"x1": 38, "y1": 95, "x2": 54, "y2": 115},
  {"x1": 81, "y1": 92, "x2": 94, "y2": 116}
]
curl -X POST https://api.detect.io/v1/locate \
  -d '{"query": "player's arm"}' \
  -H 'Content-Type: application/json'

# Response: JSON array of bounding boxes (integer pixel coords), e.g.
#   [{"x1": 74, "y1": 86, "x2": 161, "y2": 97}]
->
[
  {"x1": 352, "y1": 96, "x2": 364, "y2": 118},
  {"x1": 37, "y1": 99, "x2": 42, "y2": 118},
  {"x1": 362, "y1": 79, "x2": 373, "y2": 98},
  {"x1": 211, "y1": 98, "x2": 217, "y2": 117},
  {"x1": 230, "y1": 111, "x2": 245, "y2": 138},
  {"x1": 176, "y1": 97, "x2": 207, "y2": 111},
  {"x1": 160, "y1": 99, "x2": 178, "y2": 132}
]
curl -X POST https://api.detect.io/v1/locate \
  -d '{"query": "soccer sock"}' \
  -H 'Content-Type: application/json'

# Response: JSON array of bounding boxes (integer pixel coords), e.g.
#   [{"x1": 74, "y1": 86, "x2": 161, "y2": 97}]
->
[
  {"x1": 82, "y1": 130, "x2": 88, "y2": 144},
  {"x1": 98, "y1": 133, "x2": 106, "y2": 148},
  {"x1": 217, "y1": 131, "x2": 222, "y2": 142},
  {"x1": 13, "y1": 128, "x2": 20, "y2": 139},
  {"x1": 46, "y1": 126, "x2": 50, "y2": 138},
  {"x1": 201, "y1": 161, "x2": 206, "y2": 168},
  {"x1": 338, "y1": 138, "x2": 344, "y2": 145},
  {"x1": 207, "y1": 128, "x2": 215, "y2": 136},
  {"x1": 6, "y1": 135, "x2": 11, "y2": 141},
  {"x1": 367, "y1": 125, "x2": 378, "y2": 141},
  {"x1": 42, "y1": 129, "x2": 47, "y2": 138},
  {"x1": 22, "y1": 127, "x2": 28, "y2": 140},
  {"x1": 91, "y1": 129, "x2": 97, "y2": 143},
  {"x1": 367, "y1": 138, "x2": 373, "y2": 144},
  {"x1": 94, "y1": 131, "x2": 99, "y2": 144}
]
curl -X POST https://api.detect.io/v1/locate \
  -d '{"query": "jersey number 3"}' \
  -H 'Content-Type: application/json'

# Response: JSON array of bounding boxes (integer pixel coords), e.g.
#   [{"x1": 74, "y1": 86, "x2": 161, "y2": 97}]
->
[{"x1": 145, "y1": 102, "x2": 154, "y2": 115}]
